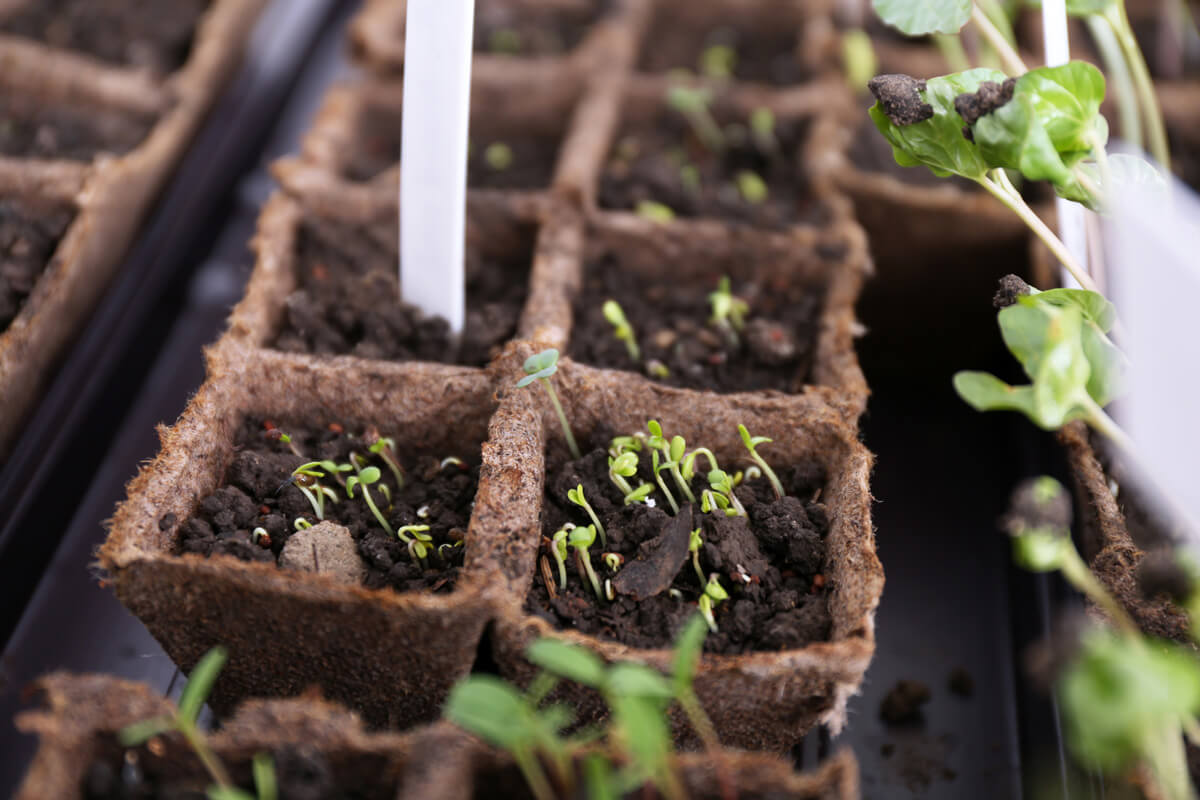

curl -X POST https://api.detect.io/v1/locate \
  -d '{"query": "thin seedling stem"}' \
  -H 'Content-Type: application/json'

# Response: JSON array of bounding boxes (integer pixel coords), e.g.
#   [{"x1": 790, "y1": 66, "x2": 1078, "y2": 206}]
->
[
  {"x1": 970, "y1": 4, "x2": 1027, "y2": 75},
  {"x1": 541, "y1": 377, "x2": 581, "y2": 460},
  {"x1": 1104, "y1": 5, "x2": 1171, "y2": 170},
  {"x1": 1086, "y1": 15, "x2": 1142, "y2": 149}
]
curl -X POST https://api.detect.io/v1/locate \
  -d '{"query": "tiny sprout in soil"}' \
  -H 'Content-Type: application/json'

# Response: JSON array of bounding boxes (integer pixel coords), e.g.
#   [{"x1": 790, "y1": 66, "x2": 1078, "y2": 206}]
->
[
  {"x1": 636, "y1": 199, "x2": 676, "y2": 223},
  {"x1": 736, "y1": 170, "x2": 769, "y2": 204},
  {"x1": 289, "y1": 462, "x2": 339, "y2": 520},
  {"x1": 749, "y1": 107, "x2": 779, "y2": 156},
  {"x1": 602, "y1": 299, "x2": 640, "y2": 361},
  {"x1": 518, "y1": 348, "x2": 581, "y2": 459},
  {"x1": 708, "y1": 276, "x2": 748, "y2": 345},
  {"x1": 700, "y1": 43, "x2": 736, "y2": 79},
  {"x1": 698, "y1": 574, "x2": 730, "y2": 632},
  {"x1": 568, "y1": 524, "x2": 603, "y2": 601},
  {"x1": 666, "y1": 85, "x2": 725, "y2": 153},
  {"x1": 738, "y1": 424, "x2": 784, "y2": 499},
  {"x1": 347, "y1": 466, "x2": 394, "y2": 537},
  {"x1": 567, "y1": 484, "x2": 606, "y2": 546}
]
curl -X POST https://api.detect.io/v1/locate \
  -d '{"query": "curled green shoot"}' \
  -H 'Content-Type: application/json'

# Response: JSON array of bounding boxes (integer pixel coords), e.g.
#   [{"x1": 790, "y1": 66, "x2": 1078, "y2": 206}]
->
[
  {"x1": 698, "y1": 575, "x2": 729, "y2": 632},
  {"x1": 397, "y1": 524, "x2": 433, "y2": 564},
  {"x1": 568, "y1": 524, "x2": 604, "y2": 601},
  {"x1": 707, "y1": 469, "x2": 746, "y2": 516},
  {"x1": 681, "y1": 447, "x2": 719, "y2": 481},
  {"x1": 347, "y1": 466, "x2": 393, "y2": 537},
  {"x1": 609, "y1": 451, "x2": 639, "y2": 497},
  {"x1": 291, "y1": 462, "x2": 339, "y2": 520},
  {"x1": 688, "y1": 529, "x2": 705, "y2": 586},
  {"x1": 603, "y1": 552, "x2": 624, "y2": 573},
  {"x1": 551, "y1": 524, "x2": 573, "y2": 590},
  {"x1": 609, "y1": 435, "x2": 642, "y2": 458},
  {"x1": 738, "y1": 424, "x2": 784, "y2": 500},
  {"x1": 708, "y1": 277, "x2": 748, "y2": 344},
  {"x1": 518, "y1": 349, "x2": 581, "y2": 460},
  {"x1": 366, "y1": 432, "x2": 405, "y2": 490},
  {"x1": 636, "y1": 200, "x2": 676, "y2": 223},
  {"x1": 602, "y1": 299, "x2": 640, "y2": 361},
  {"x1": 293, "y1": 517, "x2": 313, "y2": 532},
  {"x1": 700, "y1": 488, "x2": 737, "y2": 517},
  {"x1": 666, "y1": 86, "x2": 726, "y2": 153},
  {"x1": 567, "y1": 484, "x2": 606, "y2": 547}
]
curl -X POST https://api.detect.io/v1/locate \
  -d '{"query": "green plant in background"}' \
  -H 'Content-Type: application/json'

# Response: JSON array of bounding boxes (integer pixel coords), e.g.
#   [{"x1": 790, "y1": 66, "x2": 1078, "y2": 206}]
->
[
  {"x1": 518, "y1": 349, "x2": 581, "y2": 460},
  {"x1": 485, "y1": 142, "x2": 515, "y2": 171},
  {"x1": 738, "y1": 424, "x2": 785, "y2": 500},
  {"x1": 700, "y1": 43, "x2": 736, "y2": 79},
  {"x1": 697, "y1": 574, "x2": 730, "y2": 632},
  {"x1": 636, "y1": 200, "x2": 676, "y2": 223},
  {"x1": 366, "y1": 431, "x2": 405, "y2": 489},
  {"x1": 489, "y1": 28, "x2": 523, "y2": 55},
  {"x1": 749, "y1": 107, "x2": 779, "y2": 156},
  {"x1": 289, "y1": 463, "x2": 339, "y2": 521},
  {"x1": 708, "y1": 276, "x2": 748, "y2": 345},
  {"x1": 666, "y1": 86, "x2": 726, "y2": 153},
  {"x1": 119, "y1": 648, "x2": 277, "y2": 800},
  {"x1": 347, "y1": 466, "x2": 394, "y2": 537},
  {"x1": 842, "y1": 29, "x2": 880, "y2": 91},
  {"x1": 736, "y1": 170, "x2": 769, "y2": 204},
  {"x1": 602, "y1": 299, "x2": 640, "y2": 361}
]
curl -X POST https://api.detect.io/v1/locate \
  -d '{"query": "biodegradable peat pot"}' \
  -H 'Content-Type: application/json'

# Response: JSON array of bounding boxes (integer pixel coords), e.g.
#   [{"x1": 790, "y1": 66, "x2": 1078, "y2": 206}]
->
[
  {"x1": 98, "y1": 351, "x2": 544, "y2": 728},
  {"x1": 489, "y1": 343, "x2": 881, "y2": 753},
  {"x1": 16, "y1": 673, "x2": 860, "y2": 799},
  {"x1": 0, "y1": 0, "x2": 268, "y2": 460}
]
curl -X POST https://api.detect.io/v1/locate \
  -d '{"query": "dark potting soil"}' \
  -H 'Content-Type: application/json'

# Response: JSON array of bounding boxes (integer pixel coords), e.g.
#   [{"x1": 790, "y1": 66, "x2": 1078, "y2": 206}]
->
[
  {"x1": 474, "y1": 0, "x2": 612, "y2": 57},
  {"x1": 599, "y1": 112, "x2": 827, "y2": 229},
  {"x1": 175, "y1": 419, "x2": 480, "y2": 595},
  {"x1": 568, "y1": 264, "x2": 821, "y2": 392},
  {"x1": 0, "y1": 200, "x2": 75, "y2": 332},
  {"x1": 271, "y1": 214, "x2": 529, "y2": 367},
  {"x1": 879, "y1": 679, "x2": 932, "y2": 725},
  {"x1": 637, "y1": 19, "x2": 811, "y2": 86},
  {"x1": 82, "y1": 736, "x2": 396, "y2": 800},
  {"x1": 525, "y1": 434, "x2": 832, "y2": 654},
  {"x1": 0, "y1": 95, "x2": 156, "y2": 162},
  {"x1": 0, "y1": 0, "x2": 209, "y2": 74},
  {"x1": 342, "y1": 105, "x2": 562, "y2": 190}
]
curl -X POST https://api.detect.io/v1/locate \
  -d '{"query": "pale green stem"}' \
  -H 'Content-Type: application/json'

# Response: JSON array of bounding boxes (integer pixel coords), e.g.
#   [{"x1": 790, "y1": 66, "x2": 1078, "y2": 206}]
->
[
  {"x1": 656, "y1": 468, "x2": 680, "y2": 514},
  {"x1": 1141, "y1": 722, "x2": 1193, "y2": 800},
  {"x1": 1087, "y1": 15, "x2": 1143, "y2": 149},
  {"x1": 1103, "y1": 5, "x2": 1172, "y2": 170},
  {"x1": 610, "y1": 469, "x2": 635, "y2": 497},
  {"x1": 540, "y1": 378, "x2": 581, "y2": 460},
  {"x1": 513, "y1": 747, "x2": 557, "y2": 800},
  {"x1": 361, "y1": 486, "x2": 394, "y2": 537},
  {"x1": 971, "y1": 4, "x2": 1027, "y2": 75},
  {"x1": 977, "y1": 171, "x2": 1101, "y2": 294},
  {"x1": 579, "y1": 501, "x2": 607, "y2": 548},
  {"x1": 178, "y1": 722, "x2": 233, "y2": 789},
  {"x1": 934, "y1": 34, "x2": 972, "y2": 72},
  {"x1": 976, "y1": 0, "x2": 1018, "y2": 46},
  {"x1": 1080, "y1": 396, "x2": 1138, "y2": 462}
]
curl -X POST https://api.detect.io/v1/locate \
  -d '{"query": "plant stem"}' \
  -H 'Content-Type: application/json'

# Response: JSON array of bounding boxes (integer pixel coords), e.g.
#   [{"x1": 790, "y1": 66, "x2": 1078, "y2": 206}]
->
[
  {"x1": 362, "y1": 487, "x2": 394, "y2": 537},
  {"x1": 1059, "y1": 539, "x2": 1140, "y2": 637},
  {"x1": 1142, "y1": 722, "x2": 1193, "y2": 800},
  {"x1": 1086, "y1": 15, "x2": 1143, "y2": 149},
  {"x1": 178, "y1": 722, "x2": 234, "y2": 789},
  {"x1": 1081, "y1": 396, "x2": 1138, "y2": 460},
  {"x1": 1103, "y1": 5, "x2": 1172, "y2": 170},
  {"x1": 581, "y1": 503, "x2": 607, "y2": 548},
  {"x1": 677, "y1": 689, "x2": 736, "y2": 800},
  {"x1": 540, "y1": 378, "x2": 581, "y2": 460},
  {"x1": 514, "y1": 747, "x2": 557, "y2": 800},
  {"x1": 977, "y1": 171, "x2": 1101, "y2": 294},
  {"x1": 971, "y1": 4, "x2": 1027, "y2": 76}
]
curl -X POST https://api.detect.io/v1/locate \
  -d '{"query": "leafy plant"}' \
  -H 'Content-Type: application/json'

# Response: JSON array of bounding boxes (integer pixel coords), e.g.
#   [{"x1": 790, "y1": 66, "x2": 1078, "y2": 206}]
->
[
  {"x1": 666, "y1": 86, "x2": 726, "y2": 153},
  {"x1": 347, "y1": 466, "x2": 394, "y2": 537},
  {"x1": 518, "y1": 349, "x2": 581, "y2": 460},
  {"x1": 567, "y1": 524, "x2": 603, "y2": 601},
  {"x1": 550, "y1": 524, "x2": 573, "y2": 590},
  {"x1": 602, "y1": 300, "x2": 640, "y2": 361},
  {"x1": 366, "y1": 430, "x2": 405, "y2": 489},
  {"x1": 738, "y1": 424, "x2": 784, "y2": 500},
  {"x1": 120, "y1": 648, "x2": 277, "y2": 800},
  {"x1": 708, "y1": 277, "x2": 748, "y2": 345},
  {"x1": 646, "y1": 421, "x2": 696, "y2": 505},
  {"x1": 567, "y1": 484, "x2": 607, "y2": 546}
]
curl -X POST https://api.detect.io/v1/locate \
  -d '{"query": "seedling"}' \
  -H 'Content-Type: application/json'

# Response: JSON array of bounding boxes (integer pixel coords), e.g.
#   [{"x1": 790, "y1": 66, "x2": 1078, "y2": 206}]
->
[
  {"x1": 567, "y1": 484, "x2": 606, "y2": 546},
  {"x1": 608, "y1": 450, "x2": 639, "y2": 497},
  {"x1": 666, "y1": 86, "x2": 726, "y2": 153},
  {"x1": 518, "y1": 349, "x2": 581, "y2": 460},
  {"x1": 708, "y1": 276, "x2": 749, "y2": 344},
  {"x1": 706, "y1": 469, "x2": 746, "y2": 516},
  {"x1": 699, "y1": 43, "x2": 736, "y2": 79},
  {"x1": 749, "y1": 107, "x2": 779, "y2": 157},
  {"x1": 646, "y1": 421, "x2": 695, "y2": 504},
  {"x1": 651, "y1": 450, "x2": 680, "y2": 515},
  {"x1": 438, "y1": 541, "x2": 464, "y2": 561},
  {"x1": 293, "y1": 517, "x2": 313, "y2": 532},
  {"x1": 316, "y1": 459, "x2": 353, "y2": 488},
  {"x1": 609, "y1": 435, "x2": 642, "y2": 458},
  {"x1": 636, "y1": 200, "x2": 676, "y2": 223},
  {"x1": 697, "y1": 574, "x2": 729, "y2": 632},
  {"x1": 550, "y1": 524, "x2": 572, "y2": 589},
  {"x1": 485, "y1": 142, "x2": 514, "y2": 171},
  {"x1": 624, "y1": 482, "x2": 656, "y2": 505},
  {"x1": 347, "y1": 466, "x2": 394, "y2": 537},
  {"x1": 290, "y1": 462, "x2": 339, "y2": 520},
  {"x1": 602, "y1": 299, "x2": 640, "y2": 361},
  {"x1": 251, "y1": 527, "x2": 270, "y2": 546},
  {"x1": 681, "y1": 446, "x2": 719, "y2": 481},
  {"x1": 736, "y1": 170, "x2": 769, "y2": 205},
  {"x1": 688, "y1": 529, "x2": 705, "y2": 586},
  {"x1": 366, "y1": 430, "x2": 405, "y2": 489},
  {"x1": 119, "y1": 648, "x2": 277, "y2": 800},
  {"x1": 397, "y1": 524, "x2": 434, "y2": 563},
  {"x1": 567, "y1": 524, "x2": 603, "y2": 600},
  {"x1": 738, "y1": 424, "x2": 784, "y2": 500},
  {"x1": 441, "y1": 455, "x2": 467, "y2": 470},
  {"x1": 841, "y1": 29, "x2": 878, "y2": 91}
]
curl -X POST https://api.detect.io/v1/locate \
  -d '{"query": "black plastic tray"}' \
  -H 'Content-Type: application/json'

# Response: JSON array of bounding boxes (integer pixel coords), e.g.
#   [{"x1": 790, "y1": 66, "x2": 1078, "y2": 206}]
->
[{"x1": 0, "y1": 3, "x2": 1083, "y2": 796}]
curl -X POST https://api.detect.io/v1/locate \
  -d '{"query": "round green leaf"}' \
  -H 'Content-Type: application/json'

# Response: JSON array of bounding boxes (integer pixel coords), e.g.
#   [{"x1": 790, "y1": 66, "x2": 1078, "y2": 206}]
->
[
  {"x1": 527, "y1": 638, "x2": 607, "y2": 687},
  {"x1": 445, "y1": 676, "x2": 531, "y2": 748},
  {"x1": 872, "y1": 0, "x2": 971, "y2": 35}
]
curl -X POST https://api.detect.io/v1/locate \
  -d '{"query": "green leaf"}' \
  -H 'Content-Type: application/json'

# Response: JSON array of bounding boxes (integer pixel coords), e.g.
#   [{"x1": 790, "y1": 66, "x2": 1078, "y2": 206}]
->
[
  {"x1": 868, "y1": 69, "x2": 1002, "y2": 179},
  {"x1": 179, "y1": 647, "x2": 228, "y2": 726},
  {"x1": 671, "y1": 614, "x2": 709, "y2": 694},
  {"x1": 609, "y1": 695, "x2": 674, "y2": 789},
  {"x1": 1027, "y1": 305, "x2": 1091, "y2": 428},
  {"x1": 669, "y1": 436, "x2": 686, "y2": 463},
  {"x1": 954, "y1": 371, "x2": 1047, "y2": 425},
  {"x1": 871, "y1": 0, "x2": 971, "y2": 35},
  {"x1": 1033, "y1": 289, "x2": 1116, "y2": 331},
  {"x1": 1010, "y1": 292, "x2": 1126, "y2": 406},
  {"x1": 519, "y1": 349, "x2": 560, "y2": 386},
  {"x1": 445, "y1": 676, "x2": 533, "y2": 749},
  {"x1": 252, "y1": 753, "x2": 277, "y2": 800},
  {"x1": 605, "y1": 663, "x2": 674, "y2": 699},
  {"x1": 1011, "y1": 531, "x2": 1068, "y2": 571},
  {"x1": 526, "y1": 638, "x2": 607, "y2": 687},
  {"x1": 117, "y1": 716, "x2": 174, "y2": 747},
  {"x1": 582, "y1": 754, "x2": 620, "y2": 800},
  {"x1": 358, "y1": 466, "x2": 381, "y2": 485}
]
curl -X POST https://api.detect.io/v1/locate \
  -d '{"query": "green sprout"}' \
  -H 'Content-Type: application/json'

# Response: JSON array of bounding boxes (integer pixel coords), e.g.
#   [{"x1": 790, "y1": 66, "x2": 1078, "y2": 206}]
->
[
  {"x1": 666, "y1": 86, "x2": 726, "y2": 153},
  {"x1": 567, "y1": 484, "x2": 606, "y2": 547},
  {"x1": 698, "y1": 574, "x2": 729, "y2": 632},
  {"x1": 550, "y1": 524, "x2": 572, "y2": 590},
  {"x1": 738, "y1": 424, "x2": 784, "y2": 500},
  {"x1": 366, "y1": 431, "x2": 405, "y2": 489},
  {"x1": 293, "y1": 517, "x2": 313, "y2": 532},
  {"x1": 119, "y1": 648, "x2": 278, "y2": 800},
  {"x1": 688, "y1": 529, "x2": 705, "y2": 586},
  {"x1": 749, "y1": 107, "x2": 779, "y2": 156},
  {"x1": 736, "y1": 170, "x2": 769, "y2": 205},
  {"x1": 708, "y1": 276, "x2": 749, "y2": 344},
  {"x1": 681, "y1": 447, "x2": 719, "y2": 481},
  {"x1": 603, "y1": 552, "x2": 624, "y2": 573},
  {"x1": 608, "y1": 450, "x2": 640, "y2": 497},
  {"x1": 706, "y1": 469, "x2": 746, "y2": 516},
  {"x1": 315, "y1": 459, "x2": 353, "y2": 488},
  {"x1": 485, "y1": 142, "x2": 514, "y2": 171},
  {"x1": 651, "y1": 449, "x2": 679, "y2": 516},
  {"x1": 679, "y1": 164, "x2": 701, "y2": 194},
  {"x1": 517, "y1": 349, "x2": 581, "y2": 460},
  {"x1": 290, "y1": 462, "x2": 339, "y2": 520},
  {"x1": 602, "y1": 299, "x2": 640, "y2": 362},
  {"x1": 251, "y1": 527, "x2": 270, "y2": 546},
  {"x1": 699, "y1": 43, "x2": 736, "y2": 79},
  {"x1": 636, "y1": 200, "x2": 676, "y2": 223},
  {"x1": 609, "y1": 435, "x2": 642, "y2": 457},
  {"x1": 440, "y1": 455, "x2": 466, "y2": 470},
  {"x1": 646, "y1": 421, "x2": 695, "y2": 504},
  {"x1": 397, "y1": 524, "x2": 434, "y2": 563},
  {"x1": 489, "y1": 28, "x2": 522, "y2": 54},
  {"x1": 347, "y1": 466, "x2": 393, "y2": 537},
  {"x1": 624, "y1": 482, "x2": 656, "y2": 505},
  {"x1": 841, "y1": 29, "x2": 878, "y2": 92},
  {"x1": 567, "y1": 524, "x2": 603, "y2": 601}
]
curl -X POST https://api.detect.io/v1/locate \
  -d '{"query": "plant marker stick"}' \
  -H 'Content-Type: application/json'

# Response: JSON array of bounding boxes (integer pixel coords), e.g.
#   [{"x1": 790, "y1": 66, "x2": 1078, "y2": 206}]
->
[
  {"x1": 1041, "y1": 0, "x2": 1091, "y2": 290},
  {"x1": 401, "y1": 0, "x2": 475, "y2": 335}
]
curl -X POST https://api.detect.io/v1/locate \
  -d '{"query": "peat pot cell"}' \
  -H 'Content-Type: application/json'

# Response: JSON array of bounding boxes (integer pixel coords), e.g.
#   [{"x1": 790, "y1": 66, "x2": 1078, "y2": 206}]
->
[
  {"x1": 636, "y1": 7, "x2": 811, "y2": 86},
  {"x1": 272, "y1": 212, "x2": 534, "y2": 367},
  {"x1": 569, "y1": 256, "x2": 822, "y2": 393},
  {"x1": 599, "y1": 104, "x2": 828, "y2": 229},
  {"x1": 177, "y1": 417, "x2": 483, "y2": 596},
  {"x1": 0, "y1": 198, "x2": 75, "y2": 332},
  {"x1": 0, "y1": 94, "x2": 156, "y2": 162},
  {"x1": 474, "y1": 0, "x2": 611, "y2": 57},
  {"x1": 0, "y1": 0, "x2": 210, "y2": 74},
  {"x1": 528, "y1": 422, "x2": 832, "y2": 654},
  {"x1": 343, "y1": 102, "x2": 566, "y2": 191}
]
